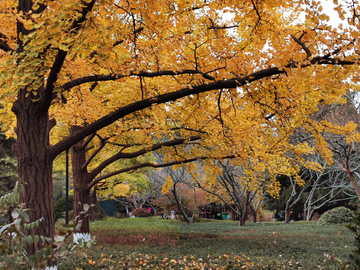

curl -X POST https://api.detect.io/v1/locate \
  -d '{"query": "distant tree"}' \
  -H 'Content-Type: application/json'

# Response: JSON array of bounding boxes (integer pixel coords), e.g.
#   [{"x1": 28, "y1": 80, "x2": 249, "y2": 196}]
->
[
  {"x1": 302, "y1": 163, "x2": 357, "y2": 221},
  {"x1": 150, "y1": 158, "x2": 207, "y2": 224},
  {"x1": 198, "y1": 160, "x2": 268, "y2": 226},
  {"x1": 298, "y1": 93, "x2": 360, "y2": 200},
  {"x1": 266, "y1": 159, "x2": 357, "y2": 223}
]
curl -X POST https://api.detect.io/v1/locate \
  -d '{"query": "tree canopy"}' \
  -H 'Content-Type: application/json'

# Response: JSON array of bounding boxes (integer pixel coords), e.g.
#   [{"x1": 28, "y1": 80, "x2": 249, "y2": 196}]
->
[{"x1": 1, "y1": 0, "x2": 360, "y2": 255}]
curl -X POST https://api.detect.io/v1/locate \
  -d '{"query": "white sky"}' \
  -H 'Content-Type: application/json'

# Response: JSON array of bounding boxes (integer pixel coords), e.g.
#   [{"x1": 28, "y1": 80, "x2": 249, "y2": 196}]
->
[{"x1": 320, "y1": 0, "x2": 343, "y2": 26}]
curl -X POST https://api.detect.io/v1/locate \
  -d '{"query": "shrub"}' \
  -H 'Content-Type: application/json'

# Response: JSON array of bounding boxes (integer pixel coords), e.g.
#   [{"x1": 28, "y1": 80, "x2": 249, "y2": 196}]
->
[
  {"x1": 0, "y1": 182, "x2": 94, "y2": 269},
  {"x1": 95, "y1": 204, "x2": 108, "y2": 220},
  {"x1": 54, "y1": 195, "x2": 74, "y2": 221},
  {"x1": 319, "y1": 207, "x2": 354, "y2": 225},
  {"x1": 345, "y1": 209, "x2": 360, "y2": 269},
  {"x1": 132, "y1": 208, "x2": 150, "y2": 217}
]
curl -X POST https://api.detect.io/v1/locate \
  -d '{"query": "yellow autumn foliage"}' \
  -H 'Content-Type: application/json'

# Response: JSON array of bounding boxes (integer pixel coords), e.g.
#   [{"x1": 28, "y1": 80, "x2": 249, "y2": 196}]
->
[{"x1": 1, "y1": 0, "x2": 360, "y2": 237}]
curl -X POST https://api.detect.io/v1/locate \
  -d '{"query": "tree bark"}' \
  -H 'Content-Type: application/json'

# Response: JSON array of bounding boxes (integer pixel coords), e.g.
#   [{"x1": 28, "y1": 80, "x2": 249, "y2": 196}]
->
[
  {"x1": 239, "y1": 215, "x2": 246, "y2": 226},
  {"x1": 284, "y1": 204, "x2": 291, "y2": 224},
  {"x1": 70, "y1": 126, "x2": 91, "y2": 234},
  {"x1": 89, "y1": 189, "x2": 97, "y2": 222},
  {"x1": 73, "y1": 186, "x2": 91, "y2": 233},
  {"x1": 172, "y1": 184, "x2": 193, "y2": 225},
  {"x1": 251, "y1": 205, "x2": 257, "y2": 223},
  {"x1": 347, "y1": 171, "x2": 360, "y2": 200},
  {"x1": 237, "y1": 201, "x2": 246, "y2": 226},
  {"x1": 12, "y1": 99, "x2": 55, "y2": 255},
  {"x1": 304, "y1": 190, "x2": 315, "y2": 221},
  {"x1": 132, "y1": 195, "x2": 139, "y2": 209}
]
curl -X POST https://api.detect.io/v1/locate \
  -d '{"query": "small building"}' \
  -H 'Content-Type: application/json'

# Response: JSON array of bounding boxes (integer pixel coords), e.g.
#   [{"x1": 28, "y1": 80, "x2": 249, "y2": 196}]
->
[{"x1": 99, "y1": 200, "x2": 117, "y2": 217}]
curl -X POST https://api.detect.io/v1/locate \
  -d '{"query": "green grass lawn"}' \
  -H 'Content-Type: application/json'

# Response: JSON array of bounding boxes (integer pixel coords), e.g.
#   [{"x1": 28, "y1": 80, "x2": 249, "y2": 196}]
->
[{"x1": 58, "y1": 217, "x2": 355, "y2": 269}]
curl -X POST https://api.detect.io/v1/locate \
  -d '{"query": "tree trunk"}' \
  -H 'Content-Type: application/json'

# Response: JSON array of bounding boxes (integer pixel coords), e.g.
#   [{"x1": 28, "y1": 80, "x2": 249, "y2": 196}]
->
[
  {"x1": 347, "y1": 171, "x2": 360, "y2": 200},
  {"x1": 307, "y1": 207, "x2": 315, "y2": 221},
  {"x1": 239, "y1": 214, "x2": 246, "y2": 226},
  {"x1": 304, "y1": 186, "x2": 315, "y2": 221},
  {"x1": 248, "y1": 204, "x2": 257, "y2": 223},
  {"x1": 89, "y1": 189, "x2": 97, "y2": 222},
  {"x1": 12, "y1": 100, "x2": 55, "y2": 255},
  {"x1": 73, "y1": 186, "x2": 91, "y2": 233},
  {"x1": 234, "y1": 200, "x2": 246, "y2": 226},
  {"x1": 70, "y1": 126, "x2": 91, "y2": 234},
  {"x1": 132, "y1": 195, "x2": 139, "y2": 209},
  {"x1": 172, "y1": 185, "x2": 192, "y2": 225},
  {"x1": 284, "y1": 204, "x2": 291, "y2": 224},
  {"x1": 236, "y1": 201, "x2": 246, "y2": 226}
]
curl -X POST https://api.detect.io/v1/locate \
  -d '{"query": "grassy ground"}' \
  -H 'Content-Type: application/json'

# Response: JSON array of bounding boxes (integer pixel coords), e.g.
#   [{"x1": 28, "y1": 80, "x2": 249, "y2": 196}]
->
[{"x1": 58, "y1": 217, "x2": 355, "y2": 269}]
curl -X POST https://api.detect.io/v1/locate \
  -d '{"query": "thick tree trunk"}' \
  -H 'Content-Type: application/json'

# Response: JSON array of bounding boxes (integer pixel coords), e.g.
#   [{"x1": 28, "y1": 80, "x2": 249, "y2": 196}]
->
[
  {"x1": 89, "y1": 189, "x2": 97, "y2": 222},
  {"x1": 238, "y1": 216, "x2": 245, "y2": 226},
  {"x1": 70, "y1": 126, "x2": 91, "y2": 234},
  {"x1": 12, "y1": 101, "x2": 55, "y2": 255},
  {"x1": 237, "y1": 202, "x2": 246, "y2": 226},
  {"x1": 73, "y1": 186, "x2": 91, "y2": 233},
  {"x1": 234, "y1": 200, "x2": 246, "y2": 226}
]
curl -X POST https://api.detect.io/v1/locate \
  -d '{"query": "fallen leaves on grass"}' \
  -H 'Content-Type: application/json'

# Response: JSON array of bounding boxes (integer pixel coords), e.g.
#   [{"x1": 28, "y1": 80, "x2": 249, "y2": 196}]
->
[
  {"x1": 95, "y1": 233, "x2": 178, "y2": 247},
  {"x1": 70, "y1": 253, "x2": 313, "y2": 269}
]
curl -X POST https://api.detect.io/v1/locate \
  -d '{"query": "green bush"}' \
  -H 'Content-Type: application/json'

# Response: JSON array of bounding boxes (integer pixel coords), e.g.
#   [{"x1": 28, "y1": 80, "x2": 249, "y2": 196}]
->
[
  {"x1": 54, "y1": 195, "x2": 73, "y2": 221},
  {"x1": 132, "y1": 208, "x2": 150, "y2": 217},
  {"x1": 319, "y1": 207, "x2": 354, "y2": 225},
  {"x1": 345, "y1": 209, "x2": 360, "y2": 269},
  {"x1": 95, "y1": 204, "x2": 108, "y2": 220},
  {"x1": 0, "y1": 182, "x2": 92, "y2": 269}
]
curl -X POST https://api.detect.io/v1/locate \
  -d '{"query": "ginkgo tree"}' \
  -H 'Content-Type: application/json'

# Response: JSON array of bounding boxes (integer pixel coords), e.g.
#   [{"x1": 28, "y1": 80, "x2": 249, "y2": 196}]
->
[
  {"x1": 1, "y1": 0, "x2": 360, "y2": 257},
  {"x1": 67, "y1": 123, "x2": 205, "y2": 234}
]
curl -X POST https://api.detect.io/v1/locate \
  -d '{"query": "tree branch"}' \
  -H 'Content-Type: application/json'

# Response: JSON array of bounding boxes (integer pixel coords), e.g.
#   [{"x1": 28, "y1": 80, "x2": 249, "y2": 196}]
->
[
  {"x1": 87, "y1": 157, "x2": 200, "y2": 190},
  {"x1": 81, "y1": 133, "x2": 96, "y2": 149},
  {"x1": 197, "y1": 180, "x2": 240, "y2": 215},
  {"x1": 87, "y1": 136, "x2": 202, "y2": 182},
  {"x1": 291, "y1": 34, "x2": 311, "y2": 58},
  {"x1": 60, "y1": 69, "x2": 216, "y2": 91},
  {"x1": 0, "y1": 31, "x2": 14, "y2": 53},
  {"x1": 0, "y1": 42, "x2": 14, "y2": 52},
  {"x1": 41, "y1": 0, "x2": 97, "y2": 112},
  {"x1": 81, "y1": 137, "x2": 106, "y2": 171},
  {"x1": 49, "y1": 53, "x2": 358, "y2": 158}
]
